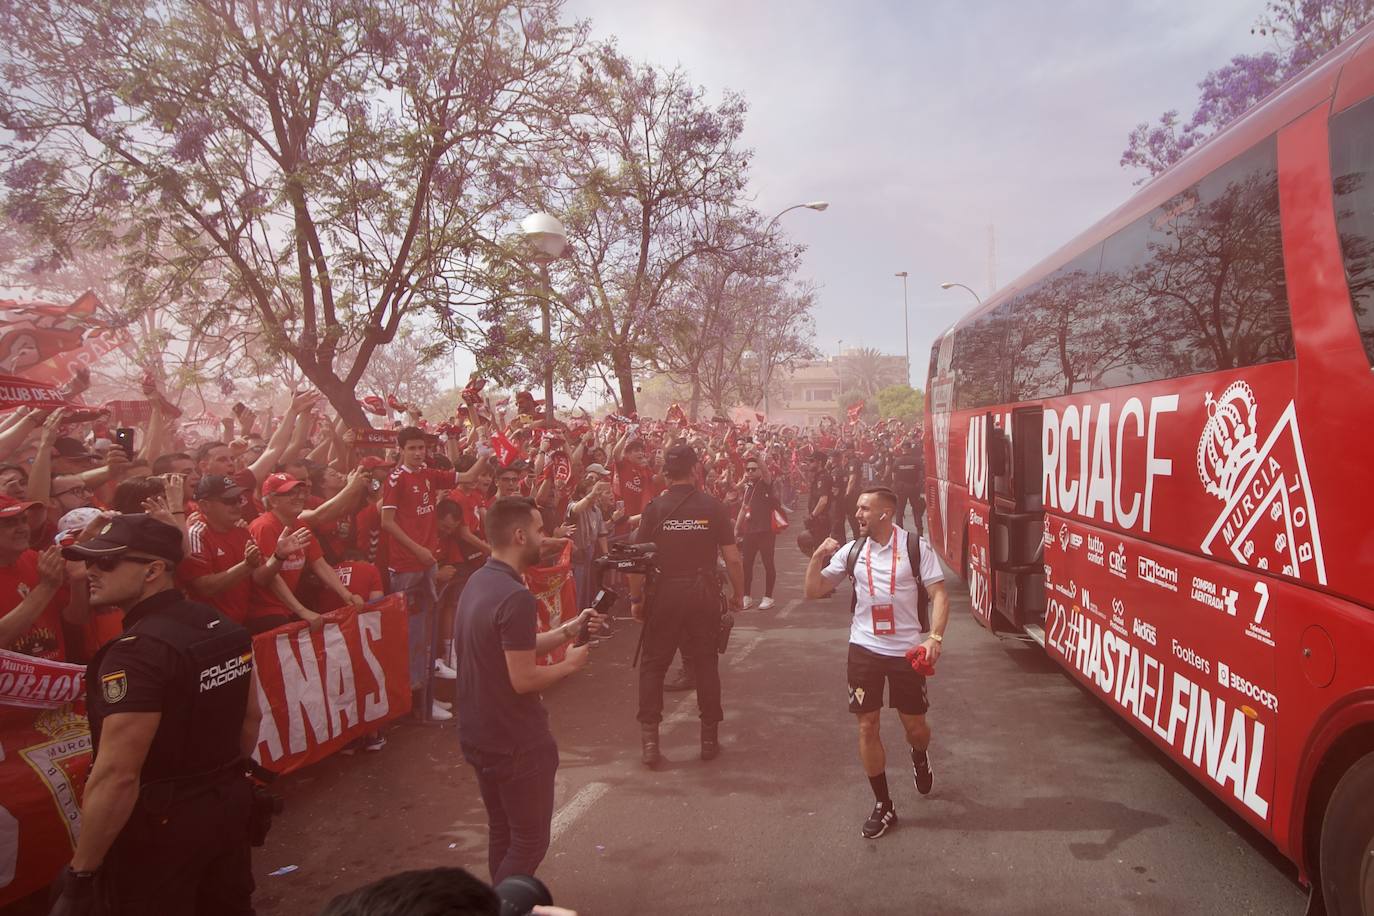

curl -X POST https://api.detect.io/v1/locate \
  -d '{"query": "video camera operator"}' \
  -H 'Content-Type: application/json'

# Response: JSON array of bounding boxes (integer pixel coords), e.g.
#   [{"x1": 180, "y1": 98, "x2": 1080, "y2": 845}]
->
[
  {"x1": 453, "y1": 496, "x2": 609, "y2": 886},
  {"x1": 631, "y1": 444, "x2": 744, "y2": 768}
]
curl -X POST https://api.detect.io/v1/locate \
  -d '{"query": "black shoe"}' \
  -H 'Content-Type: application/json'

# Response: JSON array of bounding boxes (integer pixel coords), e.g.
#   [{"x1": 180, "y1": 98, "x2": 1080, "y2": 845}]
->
[
  {"x1": 701, "y1": 722, "x2": 719, "y2": 761},
  {"x1": 664, "y1": 669, "x2": 696, "y2": 692},
  {"x1": 640, "y1": 724, "x2": 662, "y2": 769},
  {"x1": 862, "y1": 801, "x2": 897, "y2": 838},
  {"x1": 913, "y1": 751, "x2": 934, "y2": 795}
]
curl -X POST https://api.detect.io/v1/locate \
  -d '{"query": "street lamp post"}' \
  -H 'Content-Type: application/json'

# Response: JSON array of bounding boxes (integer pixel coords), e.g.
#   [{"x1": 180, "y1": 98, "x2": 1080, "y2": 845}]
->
[
  {"x1": 939, "y1": 281, "x2": 983, "y2": 305},
  {"x1": 521, "y1": 212, "x2": 568, "y2": 425},
  {"x1": 764, "y1": 200, "x2": 829, "y2": 234},
  {"x1": 895, "y1": 271, "x2": 910, "y2": 386}
]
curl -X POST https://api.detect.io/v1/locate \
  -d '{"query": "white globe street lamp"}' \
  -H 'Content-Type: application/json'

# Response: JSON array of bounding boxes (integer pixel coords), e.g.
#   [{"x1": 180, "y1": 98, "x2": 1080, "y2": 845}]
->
[{"x1": 521, "y1": 213, "x2": 568, "y2": 422}]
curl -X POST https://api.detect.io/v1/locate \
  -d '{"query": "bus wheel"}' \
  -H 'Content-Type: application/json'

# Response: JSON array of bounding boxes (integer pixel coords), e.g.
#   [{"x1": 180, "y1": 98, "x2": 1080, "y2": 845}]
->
[{"x1": 1319, "y1": 751, "x2": 1374, "y2": 916}]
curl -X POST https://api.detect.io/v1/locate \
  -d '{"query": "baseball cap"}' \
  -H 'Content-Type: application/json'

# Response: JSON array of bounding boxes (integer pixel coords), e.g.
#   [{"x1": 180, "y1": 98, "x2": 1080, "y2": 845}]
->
[
  {"x1": 195, "y1": 474, "x2": 247, "y2": 500},
  {"x1": 584, "y1": 463, "x2": 612, "y2": 479},
  {"x1": 262, "y1": 472, "x2": 307, "y2": 496},
  {"x1": 55, "y1": 507, "x2": 104, "y2": 546},
  {"x1": 0, "y1": 493, "x2": 43, "y2": 518},
  {"x1": 663, "y1": 443, "x2": 697, "y2": 474},
  {"x1": 61, "y1": 513, "x2": 184, "y2": 564}
]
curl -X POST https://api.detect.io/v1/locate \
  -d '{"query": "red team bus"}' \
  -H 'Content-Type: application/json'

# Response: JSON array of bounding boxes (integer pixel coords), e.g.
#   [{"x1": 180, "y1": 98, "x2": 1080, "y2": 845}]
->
[{"x1": 924, "y1": 24, "x2": 1374, "y2": 916}]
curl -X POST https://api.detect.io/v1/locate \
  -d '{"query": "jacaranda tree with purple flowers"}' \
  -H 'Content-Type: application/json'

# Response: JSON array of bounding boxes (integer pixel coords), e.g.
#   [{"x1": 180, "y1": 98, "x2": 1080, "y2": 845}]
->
[
  {"x1": 1122, "y1": 0, "x2": 1374, "y2": 183},
  {"x1": 0, "y1": 0, "x2": 585, "y2": 424}
]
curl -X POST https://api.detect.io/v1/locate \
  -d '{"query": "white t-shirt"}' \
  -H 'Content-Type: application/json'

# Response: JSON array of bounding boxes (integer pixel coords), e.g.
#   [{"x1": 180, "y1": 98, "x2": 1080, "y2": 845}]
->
[{"x1": 821, "y1": 527, "x2": 944, "y2": 657}]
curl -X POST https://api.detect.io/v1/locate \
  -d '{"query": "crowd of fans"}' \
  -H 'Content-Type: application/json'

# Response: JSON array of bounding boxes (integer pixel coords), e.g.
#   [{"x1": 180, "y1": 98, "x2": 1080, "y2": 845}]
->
[{"x1": 0, "y1": 379, "x2": 924, "y2": 742}]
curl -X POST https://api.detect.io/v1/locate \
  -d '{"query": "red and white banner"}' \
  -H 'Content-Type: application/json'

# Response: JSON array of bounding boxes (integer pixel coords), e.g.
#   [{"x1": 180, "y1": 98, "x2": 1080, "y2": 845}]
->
[
  {"x1": 249, "y1": 595, "x2": 412, "y2": 775},
  {"x1": 0, "y1": 650, "x2": 86, "y2": 709},
  {"x1": 491, "y1": 429, "x2": 523, "y2": 467},
  {"x1": 525, "y1": 542, "x2": 578, "y2": 666}
]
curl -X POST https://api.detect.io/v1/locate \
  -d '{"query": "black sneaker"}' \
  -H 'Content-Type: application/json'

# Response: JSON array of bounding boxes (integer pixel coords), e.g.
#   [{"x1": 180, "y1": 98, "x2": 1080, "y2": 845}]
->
[
  {"x1": 861, "y1": 802, "x2": 897, "y2": 838},
  {"x1": 913, "y1": 751, "x2": 934, "y2": 795}
]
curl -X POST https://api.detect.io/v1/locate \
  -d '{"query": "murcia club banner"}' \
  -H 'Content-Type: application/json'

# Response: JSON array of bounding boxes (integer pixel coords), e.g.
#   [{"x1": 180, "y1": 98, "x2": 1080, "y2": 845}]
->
[
  {"x1": 249, "y1": 595, "x2": 412, "y2": 775},
  {"x1": 526, "y1": 542, "x2": 578, "y2": 666},
  {"x1": 0, "y1": 598, "x2": 413, "y2": 905}
]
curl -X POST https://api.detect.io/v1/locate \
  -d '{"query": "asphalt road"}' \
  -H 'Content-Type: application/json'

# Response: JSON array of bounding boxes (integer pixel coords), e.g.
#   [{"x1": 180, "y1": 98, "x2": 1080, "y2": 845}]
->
[{"x1": 245, "y1": 547, "x2": 1307, "y2": 916}]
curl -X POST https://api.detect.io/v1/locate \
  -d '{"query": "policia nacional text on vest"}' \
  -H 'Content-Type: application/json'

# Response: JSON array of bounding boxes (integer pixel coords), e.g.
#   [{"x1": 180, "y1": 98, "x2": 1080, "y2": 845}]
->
[{"x1": 51, "y1": 514, "x2": 260, "y2": 916}]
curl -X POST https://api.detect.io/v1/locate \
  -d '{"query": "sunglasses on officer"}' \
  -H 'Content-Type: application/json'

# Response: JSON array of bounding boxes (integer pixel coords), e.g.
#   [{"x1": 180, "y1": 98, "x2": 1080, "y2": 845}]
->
[{"x1": 86, "y1": 554, "x2": 164, "y2": 573}]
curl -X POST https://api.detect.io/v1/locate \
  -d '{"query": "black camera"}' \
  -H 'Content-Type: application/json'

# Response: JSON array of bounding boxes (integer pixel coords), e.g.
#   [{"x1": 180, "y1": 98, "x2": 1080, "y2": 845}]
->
[
  {"x1": 594, "y1": 541, "x2": 658, "y2": 574},
  {"x1": 495, "y1": 874, "x2": 553, "y2": 916}
]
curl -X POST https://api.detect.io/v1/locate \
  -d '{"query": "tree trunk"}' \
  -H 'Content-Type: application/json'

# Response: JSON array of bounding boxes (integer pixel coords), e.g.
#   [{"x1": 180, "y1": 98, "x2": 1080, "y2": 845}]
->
[
  {"x1": 612, "y1": 347, "x2": 637, "y2": 416},
  {"x1": 312, "y1": 373, "x2": 371, "y2": 428},
  {"x1": 688, "y1": 375, "x2": 702, "y2": 421}
]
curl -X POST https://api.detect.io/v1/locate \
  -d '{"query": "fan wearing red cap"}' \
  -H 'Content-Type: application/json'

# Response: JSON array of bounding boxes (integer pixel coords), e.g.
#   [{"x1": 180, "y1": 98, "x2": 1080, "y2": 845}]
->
[
  {"x1": 0, "y1": 494, "x2": 69, "y2": 660},
  {"x1": 245, "y1": 473, "x2": 364, "y2": 633}
]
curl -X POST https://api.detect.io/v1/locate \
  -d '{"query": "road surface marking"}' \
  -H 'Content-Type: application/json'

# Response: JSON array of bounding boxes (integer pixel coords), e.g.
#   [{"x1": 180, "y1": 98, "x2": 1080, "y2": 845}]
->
[
  {"x1": 550, "y1": 781, "x2": 610, "y2": 842},
  {"x1": 777, "y1": 598, "x2": 802, "y2": 619},
  {"x1": 729, "y1": 633, "x2": 763, "y2": 667}
]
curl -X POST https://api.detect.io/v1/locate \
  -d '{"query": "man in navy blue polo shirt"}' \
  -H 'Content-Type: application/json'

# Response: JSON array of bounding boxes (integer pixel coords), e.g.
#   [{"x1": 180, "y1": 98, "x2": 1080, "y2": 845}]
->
[{"x1": 454, "y1": 495, "x2": 608, "y2": 885}]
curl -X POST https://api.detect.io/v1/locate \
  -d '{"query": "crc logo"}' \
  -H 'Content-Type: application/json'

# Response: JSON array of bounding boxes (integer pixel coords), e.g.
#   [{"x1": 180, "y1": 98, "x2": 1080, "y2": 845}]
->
[
  {"x1": 1108, "y1": 543, "x2": 1128, "y2": 579},
  {"x1": 1131, "y1": 617, "x2": 1157, "y2": 647},
  {"x1": 1086, "y1": 535, "x2": 1105, "y2": 567}
]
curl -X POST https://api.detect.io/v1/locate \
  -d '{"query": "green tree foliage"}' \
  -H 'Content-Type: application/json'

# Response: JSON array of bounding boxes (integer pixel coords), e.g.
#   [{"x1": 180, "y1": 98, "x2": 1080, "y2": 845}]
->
[{"x1": 877, "y1": 384, "x2": 924, "y2": 421}]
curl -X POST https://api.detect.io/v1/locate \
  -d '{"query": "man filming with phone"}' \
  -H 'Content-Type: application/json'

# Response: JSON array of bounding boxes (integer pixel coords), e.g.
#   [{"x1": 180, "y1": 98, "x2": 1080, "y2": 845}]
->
[{"x1": 454, "y1": 496, "x2": 609, "y2": 886}]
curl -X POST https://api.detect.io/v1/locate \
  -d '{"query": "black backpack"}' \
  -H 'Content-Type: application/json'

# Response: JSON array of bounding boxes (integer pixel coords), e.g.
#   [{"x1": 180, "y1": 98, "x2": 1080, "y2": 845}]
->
[{"x1": 843, "y1": 530, "x2": 930, "y2": 630}]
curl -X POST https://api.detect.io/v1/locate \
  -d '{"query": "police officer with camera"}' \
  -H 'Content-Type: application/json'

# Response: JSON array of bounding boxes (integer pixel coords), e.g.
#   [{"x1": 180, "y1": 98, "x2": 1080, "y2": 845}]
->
[
  {"x1": 48, "y1": 514, "x2": 260, "y2": 916},
  {"x1": 631, "y1": 444, "x2": 744, "y2": 768}
]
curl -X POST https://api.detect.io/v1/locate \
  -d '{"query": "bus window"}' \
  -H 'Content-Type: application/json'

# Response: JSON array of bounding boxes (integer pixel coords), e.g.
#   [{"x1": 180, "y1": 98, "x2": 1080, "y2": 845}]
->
[
  {"x1": 1010, "y1": 246, "x2": 1104, "y2": 400},
  {"x1": 953, "y1": 302, "x2": 1012, "y2": 410},
  {"x1": 1329, "y1": 94, "x2": 1374, "y2": 366}
]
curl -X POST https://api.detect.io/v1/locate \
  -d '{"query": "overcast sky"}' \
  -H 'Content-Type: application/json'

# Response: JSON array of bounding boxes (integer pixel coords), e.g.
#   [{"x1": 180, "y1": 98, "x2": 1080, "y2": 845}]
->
[{"x1": 558, "y1": 0, "x2": 1268, "y2": 391}]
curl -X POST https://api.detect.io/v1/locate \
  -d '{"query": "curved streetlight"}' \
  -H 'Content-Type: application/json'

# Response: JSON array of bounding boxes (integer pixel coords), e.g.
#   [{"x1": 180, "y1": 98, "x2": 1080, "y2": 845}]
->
[
  {"x1": 764, "y1": 200, "x2": 830, "y2": 233},
  {"x1": 940, "y1": 281, "x2": 983, "y2": 305},
  {"x1": 521, "y1": 212, "x2": 568, "y2": 424}
]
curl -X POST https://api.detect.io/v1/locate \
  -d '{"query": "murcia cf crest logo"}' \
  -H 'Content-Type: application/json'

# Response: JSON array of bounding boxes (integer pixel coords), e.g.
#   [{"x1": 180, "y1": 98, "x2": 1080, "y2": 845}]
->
[{"x1": 1197, "y1": 382, "x2": 1326, "y2": 584}]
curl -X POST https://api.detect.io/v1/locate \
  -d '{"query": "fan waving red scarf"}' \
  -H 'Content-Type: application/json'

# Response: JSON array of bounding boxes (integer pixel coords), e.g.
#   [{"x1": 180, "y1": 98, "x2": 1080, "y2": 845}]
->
[
  {"x1": 0, "y1": 375, "x2": 106, "y2": 423},
  {"x1": 362, "y1": 396, "x2": 387, "y2": 417},
  {"x1": 491, "y1": 430, "x2": 523, "y2": 467},
  {"x1": 461, "y1": 376, "x2": 487, "y2": 406},
  {"x1": 847, "y1": 400, "x2": 865, "y2": 423}
]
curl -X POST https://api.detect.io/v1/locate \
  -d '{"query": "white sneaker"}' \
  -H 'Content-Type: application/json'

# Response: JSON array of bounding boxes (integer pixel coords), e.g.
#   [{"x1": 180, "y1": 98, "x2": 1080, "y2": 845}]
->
[
  {"x1": 742, "y1": 596, "x2": 754, "y2": 610},
  {"x1": 758, "y1": 597, "x2": 775, "y2": 610},
  {"x1": 430, "y1": 701, "x2": 453, "y2": 721},
  {"x1": 434, "y1": 698, "x2": 452, "y2": 710},
  {"x1": 434, "y1": 659, "x2": 457, "y2": 680}
]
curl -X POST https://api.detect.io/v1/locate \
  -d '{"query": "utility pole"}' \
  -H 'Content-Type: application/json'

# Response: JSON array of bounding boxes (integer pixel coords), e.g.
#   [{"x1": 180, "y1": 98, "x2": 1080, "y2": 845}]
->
[{"x1": 987, "y1": 224, "x2": 997, "y2": 298}]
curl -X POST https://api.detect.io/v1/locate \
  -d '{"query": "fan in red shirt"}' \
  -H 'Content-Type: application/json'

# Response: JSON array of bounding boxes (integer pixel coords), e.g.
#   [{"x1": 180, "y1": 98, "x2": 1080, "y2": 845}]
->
[
  {"x1": 180, "y1": 474, "x2": 262, "y2": 625},
  {"x1": 612, "y1": 436, "x2": 663, "y2": 521},
  {"x1": 246, "y1": 473, "x2": 363, "y2": 634},
  {"x1": 0, "y1": 494, "x2": 69, "y2": 660},
  {"x1": 323, "y1": 551, "x2": 385, "y2": 612}
]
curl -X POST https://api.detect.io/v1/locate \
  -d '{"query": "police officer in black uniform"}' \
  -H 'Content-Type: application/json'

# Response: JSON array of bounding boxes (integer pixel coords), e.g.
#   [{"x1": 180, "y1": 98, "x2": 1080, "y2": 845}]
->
[
  {"x1": 48, "y1": 514, "x2": 259, "y2": 916},
  {"x1": 631, "y1": 444, "x2": 744, "y2": 768},
  {"x1": 892, "y1": 437, "x2": 926, "y2": 535}
]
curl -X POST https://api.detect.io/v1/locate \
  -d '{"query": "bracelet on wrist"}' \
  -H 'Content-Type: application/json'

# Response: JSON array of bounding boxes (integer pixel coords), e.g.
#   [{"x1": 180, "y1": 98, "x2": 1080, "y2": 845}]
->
[{"x1": 928, "y1": 633, "x2": 943, "y2": 643}]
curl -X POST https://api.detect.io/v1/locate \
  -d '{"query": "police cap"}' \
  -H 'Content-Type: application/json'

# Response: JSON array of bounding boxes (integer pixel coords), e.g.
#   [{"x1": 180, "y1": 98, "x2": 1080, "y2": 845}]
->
[
  {"x1": 663, "y1": 443, "x2": 697, "y2": 475},
  {"x1": 61, "y1": 513, "x2": 185, "y2": 564}
]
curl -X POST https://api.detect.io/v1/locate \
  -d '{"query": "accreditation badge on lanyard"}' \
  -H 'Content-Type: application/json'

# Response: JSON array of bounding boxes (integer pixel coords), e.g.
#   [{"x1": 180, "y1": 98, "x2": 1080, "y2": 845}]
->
[{"x1": 865, "y1": 529, "x2": 900, "y2": 636}]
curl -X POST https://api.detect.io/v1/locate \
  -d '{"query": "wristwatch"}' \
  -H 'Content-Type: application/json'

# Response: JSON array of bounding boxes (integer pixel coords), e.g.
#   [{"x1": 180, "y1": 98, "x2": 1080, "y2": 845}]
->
[{"x1": 928, "y1": 633, "x2": 944, "y2": 643}]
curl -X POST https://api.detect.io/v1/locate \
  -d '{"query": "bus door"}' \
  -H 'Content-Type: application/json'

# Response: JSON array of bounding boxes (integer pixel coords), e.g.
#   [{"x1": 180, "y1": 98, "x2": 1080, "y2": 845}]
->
[{"x1": 987, "y1": 407, "x2": 1046, "y2": 632}]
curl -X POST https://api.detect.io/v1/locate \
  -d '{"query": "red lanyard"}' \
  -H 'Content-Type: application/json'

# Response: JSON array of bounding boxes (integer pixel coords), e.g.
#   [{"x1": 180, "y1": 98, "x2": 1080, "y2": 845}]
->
[{"x1": 864, "y1": 528, "x2": 899, "y2": 600}]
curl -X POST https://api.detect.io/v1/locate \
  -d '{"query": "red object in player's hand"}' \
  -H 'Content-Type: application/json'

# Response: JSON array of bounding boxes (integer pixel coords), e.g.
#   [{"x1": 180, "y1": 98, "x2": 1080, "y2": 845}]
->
[{"x1": 905, "y1": 645, "x2": 936, "y2": 676}]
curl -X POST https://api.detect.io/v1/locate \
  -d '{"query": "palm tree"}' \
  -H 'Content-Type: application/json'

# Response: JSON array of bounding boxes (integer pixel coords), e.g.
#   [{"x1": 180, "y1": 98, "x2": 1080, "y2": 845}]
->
[{"x1": 842, "y1": 346, "x2": 892, "y2": 398}]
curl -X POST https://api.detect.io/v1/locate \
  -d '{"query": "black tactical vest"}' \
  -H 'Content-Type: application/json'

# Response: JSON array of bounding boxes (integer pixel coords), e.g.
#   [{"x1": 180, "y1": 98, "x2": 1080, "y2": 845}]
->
[{"x1": 89, "y1": 594, "x2": 253, "y2": 785}]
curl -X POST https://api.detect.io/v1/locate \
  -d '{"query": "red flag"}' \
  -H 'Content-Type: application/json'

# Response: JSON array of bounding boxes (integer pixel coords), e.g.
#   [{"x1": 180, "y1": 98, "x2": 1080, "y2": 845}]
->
[
  {"x1": 387, "y1": 394, "x2": 408, "y2": 414},
  {"x1": 461, "y1": 376, "x2": 487, "y2": 406},
  {"x1": 847, "y1": 401, "x2": 865, "y2": 423},
  {"x1": 666, "y1": 403, "x2": 688, "y2": 426},
  {"x1": 491, "y1": 430, "x2": 523, "y2": 467},
  {"x1": 552, "y1": 450, "x2": 572, "y2": 485},
  {"x1": 362, "y1": 396, "x2": 387, "y2": 417},
  {"x1": 755, "y1": 412, "x2": 766, "y2": 424},
  {"x1": 0, "y1": 292, "x2": 100, "y2": 382},
  {"x1": 0, "y1": 375, "x2": 106, "y2": 423}
]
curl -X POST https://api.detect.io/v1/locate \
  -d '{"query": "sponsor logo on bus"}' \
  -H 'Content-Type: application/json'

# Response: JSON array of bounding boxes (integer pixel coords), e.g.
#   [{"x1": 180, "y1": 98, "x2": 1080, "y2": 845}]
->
[
  {"x1": 1054, "y1": 579, "x2": 1078, "y2": 600},
  {"x1": 1217, "y1": 662, "x2": 1279, "y2": 713},
  {"x1": 1138, "y1": 555, "x2": 1179, "y2": 592},
  {"x1": 968, "y1": 508, "x2": 985, "y2": 528},
  {"x1": 1131, "y1": 617, "x2": 1157, "y2": 646},
  {"x1": 1189, "y1": 576, "x2": 1239, "y2": 616},
  {"x1": 1197, "y1": 381, "x2": 1326, "y2": 585},
  {"x1": 1087, "y1": 535, "x2": 1105, "y2": 566},
  {"x1": 1110, "y1": 597, "x2": 1128, "y2": 636},
  {"x1": 1171, "y1": 638, "x2": 1211, "y2": 675},
  {"x1": 1108, "y1": 543, "x2": 1128, "y2": 579}
]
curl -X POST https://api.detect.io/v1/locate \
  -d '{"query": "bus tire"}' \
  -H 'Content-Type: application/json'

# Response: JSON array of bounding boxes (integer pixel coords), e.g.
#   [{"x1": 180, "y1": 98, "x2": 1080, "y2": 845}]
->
[{"x1": 1318, "y1": 751, "x2": 1374, "y2": 916}]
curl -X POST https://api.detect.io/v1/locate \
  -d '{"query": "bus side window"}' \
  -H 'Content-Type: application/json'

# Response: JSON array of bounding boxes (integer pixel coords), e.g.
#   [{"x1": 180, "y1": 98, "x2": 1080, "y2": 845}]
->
[{"x1": 1329, "y1": 94, "x2": 1374, "y2": 367}]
